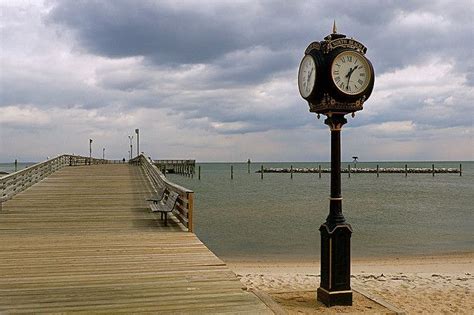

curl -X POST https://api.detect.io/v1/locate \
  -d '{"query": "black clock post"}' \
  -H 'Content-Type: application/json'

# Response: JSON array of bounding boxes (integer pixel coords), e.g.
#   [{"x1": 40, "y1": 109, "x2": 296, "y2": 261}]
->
[
  {"x1": 317, "y1": 113, "x2": 353, "y2": 306},
  {"x1": 297, "y1": 24, "x2": 375, "y2": 307}
]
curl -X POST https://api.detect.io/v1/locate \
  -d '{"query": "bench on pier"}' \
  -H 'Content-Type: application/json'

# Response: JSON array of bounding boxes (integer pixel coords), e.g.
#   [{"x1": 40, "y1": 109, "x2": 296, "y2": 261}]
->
[
  {"x1": 146, "y1": 188, "x2": 166, "y2": 204},
  {"x1": 149, "y1": 191, "x2": 180, "y2": 226}
]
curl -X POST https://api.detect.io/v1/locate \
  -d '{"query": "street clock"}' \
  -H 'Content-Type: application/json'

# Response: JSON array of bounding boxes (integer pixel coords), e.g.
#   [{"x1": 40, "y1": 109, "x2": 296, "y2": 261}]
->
[{"x1": 297, "y1": 24, "x2": 374, "y2": 115}]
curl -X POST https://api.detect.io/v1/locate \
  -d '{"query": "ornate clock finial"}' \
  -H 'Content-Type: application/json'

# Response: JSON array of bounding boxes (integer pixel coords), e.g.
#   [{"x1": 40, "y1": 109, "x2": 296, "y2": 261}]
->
[{"x1": 332, "y1": 20, "x2": 337, "y2": 34}]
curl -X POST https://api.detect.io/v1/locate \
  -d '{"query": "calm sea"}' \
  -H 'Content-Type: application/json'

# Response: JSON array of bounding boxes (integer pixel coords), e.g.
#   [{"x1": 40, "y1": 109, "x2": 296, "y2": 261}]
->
[{"x1": 167, "y1": 161, "x2": 473, "y2": 261}]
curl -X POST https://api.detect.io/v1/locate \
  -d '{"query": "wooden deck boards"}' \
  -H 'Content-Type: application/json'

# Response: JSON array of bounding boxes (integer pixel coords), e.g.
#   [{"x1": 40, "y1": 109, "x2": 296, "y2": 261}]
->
[{"x1": 0, "y1": 164, "x2": 270, "y2": 314}]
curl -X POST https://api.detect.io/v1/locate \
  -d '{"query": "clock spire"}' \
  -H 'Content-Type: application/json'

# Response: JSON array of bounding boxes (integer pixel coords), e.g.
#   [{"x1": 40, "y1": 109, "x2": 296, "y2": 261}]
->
[{"x1": 325, "y1": 20, "x2": 345, "y2": 40}]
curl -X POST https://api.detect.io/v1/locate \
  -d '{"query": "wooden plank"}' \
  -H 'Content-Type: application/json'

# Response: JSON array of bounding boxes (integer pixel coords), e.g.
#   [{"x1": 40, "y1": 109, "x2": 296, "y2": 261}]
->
[{"x1": 0, "y1": 164, "x2": 271, "y2": 313}]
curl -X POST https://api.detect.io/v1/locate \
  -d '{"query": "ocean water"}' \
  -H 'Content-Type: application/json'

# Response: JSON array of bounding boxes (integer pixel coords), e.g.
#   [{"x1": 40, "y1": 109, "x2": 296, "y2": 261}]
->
[
  {"x1": 0, "y1": 162, "x2": 36, "y2": 176},
  {"x1": 167, "y1": 161, "x2": 473, "y2": 261}
]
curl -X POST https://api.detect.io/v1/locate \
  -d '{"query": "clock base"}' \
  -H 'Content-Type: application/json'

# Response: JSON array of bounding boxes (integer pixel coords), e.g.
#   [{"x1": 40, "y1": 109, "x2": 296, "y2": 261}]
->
[
  {"x1": 317, "y1": 223, "x2": 353, "y2": 307},
  {"x1": 317, "y1": 287, "x2": 353, "y2": 306}
]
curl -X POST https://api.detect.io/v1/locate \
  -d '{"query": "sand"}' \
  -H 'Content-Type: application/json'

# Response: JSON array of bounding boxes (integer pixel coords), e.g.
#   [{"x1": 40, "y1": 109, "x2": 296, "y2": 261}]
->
[{"x1": 227, "y1": 253, "x2": 474, "y2": 314}]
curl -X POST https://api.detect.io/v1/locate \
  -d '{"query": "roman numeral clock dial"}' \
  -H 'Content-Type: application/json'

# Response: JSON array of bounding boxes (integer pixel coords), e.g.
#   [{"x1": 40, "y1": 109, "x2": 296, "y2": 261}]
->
[{"x1": 331, "y1": 51, "x2": 371, "y2": 95}]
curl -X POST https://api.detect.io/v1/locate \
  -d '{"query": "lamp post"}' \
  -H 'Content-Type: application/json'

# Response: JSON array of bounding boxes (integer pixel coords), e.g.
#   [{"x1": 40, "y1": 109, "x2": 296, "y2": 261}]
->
[
  {"x1": 135, "y1": 129, "x2": 140, "y2": 156},
  {"x1": 89, "y1": 139, "x2": 93, "y2": 165},
  {"x1": 297, "y1": 23, "x2": 374, "y2": 306},
  {"x1": 128, "y1": 135, "x2": 133, "y2": 160}
]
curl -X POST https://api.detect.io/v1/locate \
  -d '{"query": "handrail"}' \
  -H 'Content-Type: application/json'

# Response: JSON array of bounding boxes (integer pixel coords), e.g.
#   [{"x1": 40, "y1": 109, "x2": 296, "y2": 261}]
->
[
  {"x1": 0, "y1": 155, "x2": 123, "y2": 206},
  {"x1": 131, "y1": 154, "x2": 194, "y2": 232}
]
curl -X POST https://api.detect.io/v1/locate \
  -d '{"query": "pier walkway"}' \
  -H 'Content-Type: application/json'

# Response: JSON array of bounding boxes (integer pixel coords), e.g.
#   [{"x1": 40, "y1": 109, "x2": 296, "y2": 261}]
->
[{"x1": 0, "y1": 162, "x2": 270, "y2": 313}]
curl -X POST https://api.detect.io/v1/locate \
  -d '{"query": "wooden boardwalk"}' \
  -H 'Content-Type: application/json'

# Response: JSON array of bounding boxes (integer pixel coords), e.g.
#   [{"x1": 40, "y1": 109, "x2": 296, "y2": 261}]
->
[{"x1": 0, "y1": 164, "x2": 271, "y2": 313}]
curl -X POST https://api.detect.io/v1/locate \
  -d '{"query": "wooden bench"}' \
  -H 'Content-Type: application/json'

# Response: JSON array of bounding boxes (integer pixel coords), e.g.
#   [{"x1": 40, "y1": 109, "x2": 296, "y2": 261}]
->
[
  {"x1": 149, "y1": 191, "x2": 180, "y2": 226},
  {"x1": 146, "y1": 188, "x2": 166, "y2": 204}
]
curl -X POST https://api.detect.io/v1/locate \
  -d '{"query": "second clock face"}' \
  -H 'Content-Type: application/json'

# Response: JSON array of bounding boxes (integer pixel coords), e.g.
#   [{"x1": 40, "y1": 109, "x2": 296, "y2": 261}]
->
[
  {"x1": 331, "y1": 51, "x2": 371, "y2": 95},
  {"x1": 298, "y1": 54, "x2": 316, "y2": 98}
]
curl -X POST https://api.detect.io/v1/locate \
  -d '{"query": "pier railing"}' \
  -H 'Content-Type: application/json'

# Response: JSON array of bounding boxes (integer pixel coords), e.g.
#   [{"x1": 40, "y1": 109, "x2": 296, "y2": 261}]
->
[
  {"x1": 0, "y1": 155, "x2": 124, "y2": 206},
  {"x1": 131, "y1": 154, "x2": 194, "y2": 232}
]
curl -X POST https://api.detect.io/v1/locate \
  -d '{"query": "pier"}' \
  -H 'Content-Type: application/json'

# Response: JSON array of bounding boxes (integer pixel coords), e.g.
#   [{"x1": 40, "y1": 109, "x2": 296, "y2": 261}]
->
[
  {"x1": 0, "y1": 155, "x2": 270, "y2": 313},
  {"x1": 154, "y1": 159, "x2": 196, "y2": 176}
]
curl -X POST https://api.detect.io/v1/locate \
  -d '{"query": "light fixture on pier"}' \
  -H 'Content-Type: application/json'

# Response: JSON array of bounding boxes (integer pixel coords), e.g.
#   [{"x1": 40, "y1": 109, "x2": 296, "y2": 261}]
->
[
  {"x1": 89, "y1": 139, "x2": 93, "y2": 165},
  {"x1": 135, "y1": 129, "x2": 140, "y2": 157},
  {"x1": 128, "y1": 135, "x2": 134, "y2": 160}
]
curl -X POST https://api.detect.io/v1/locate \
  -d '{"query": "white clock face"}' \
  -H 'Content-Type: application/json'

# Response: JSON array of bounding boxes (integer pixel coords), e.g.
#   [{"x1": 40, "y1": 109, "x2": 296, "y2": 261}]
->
[
  {"x1": 298, "y1": 55, "x2": 316, "y2": 98},
  {"x1": 331, "y1": 51, "x2": 371, "y2": 95}
]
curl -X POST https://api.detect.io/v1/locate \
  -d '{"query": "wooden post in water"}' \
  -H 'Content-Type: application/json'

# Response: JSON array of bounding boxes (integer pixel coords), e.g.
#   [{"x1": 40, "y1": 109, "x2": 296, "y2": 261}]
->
[
  {"x1": 405, "y1": 164, "x2": 408, "y2": 177},
  {"x1": 247, "y1": 159, "x2": 251, "y2": 174},
  {"x1": 319, "y1": 164, "x2": 321, "y2": 178},
  {"x1": 290, "y1": 165, "x2": 293, "y2": 179},
  {"x1": 460, "y1": 163, "x2": 462, "y2": 176},
  {"x1": 432, "y1": 164, "x2": 435, "y2": 177},
  {"x1": 14, "y1": 159, "x2": 18, "y2": 172},
  {"x1": 261, "y1": 165, "x2": 264, "y2": 179},
  {"x1": 231, "y1": 165, "x2": 233, "y2": 180},
  {"x1": 198, "y1": 166, "x2": 201, "y2": 180},
  {"x1": 376, "y1": 164, "x2": 379, "y2": 177},
  {"x1": 348, "y1": 164, "x2": 351, "y2": 178}
]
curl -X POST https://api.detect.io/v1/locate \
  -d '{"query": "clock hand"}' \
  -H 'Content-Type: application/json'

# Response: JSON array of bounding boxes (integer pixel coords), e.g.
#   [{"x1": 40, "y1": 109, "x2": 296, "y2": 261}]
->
[
  {"x1": 344, "y1": 65, "x2": 359, "y2": 90},
  {"x1": 307, "y1": 68, "x2": 313, "y2": 83},
  {"x1": 345, "y1": 67, "x2": 352, "y2": 78},
  {"x1": 345, "y1": 68, "x2": 353, "y2": 89},
  {"x1": 345, "y1": 65, "x2": 358, "y2": 79}
]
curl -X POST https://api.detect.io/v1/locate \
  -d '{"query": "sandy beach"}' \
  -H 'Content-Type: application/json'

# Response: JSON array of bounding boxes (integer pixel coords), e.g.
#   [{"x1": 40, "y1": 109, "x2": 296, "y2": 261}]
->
[{"x1": 227, "y1": 252, "x2": 474, "y2": 314}]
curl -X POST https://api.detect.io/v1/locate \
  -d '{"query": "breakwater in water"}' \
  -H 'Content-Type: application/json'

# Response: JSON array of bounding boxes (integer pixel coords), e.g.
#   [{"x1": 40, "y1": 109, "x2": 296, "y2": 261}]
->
[{"x1": 257, "y1": 167, "x2": 461, "y2": 174}]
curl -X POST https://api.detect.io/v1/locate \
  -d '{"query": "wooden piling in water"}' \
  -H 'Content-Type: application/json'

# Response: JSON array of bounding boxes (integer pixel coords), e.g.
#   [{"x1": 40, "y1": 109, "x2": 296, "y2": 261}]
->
[
  {"x1": 405, "y1": 164, "x2": 408, "y2": 177},
  {"x1": 432, "y1": 164, "x2": 435, "y2": 176},
  {"x1": 14, "y1": 159, "x2": 18, "y2": 172},
  {"x1": 261, "y1": 165, "x2": 264, "y2": 179},
  {"x1": 290, "y1": 165, "x2": 293, "y2": 179},
  {"x1": 376, "y1": 164, "x2": 379, "y2": 177},
  {"x1": 319, "y1": 164, "x2": 321, "y2": 178},
  {"x1": 198, "y1": 166, "x2": 201, "y2": 180},
  {"x1": 231, "y1": 165, "x2": 233, "y2": 180},
  {"x1": 247, "y1": 159, "x2": 251, "y2": 174},
  {"x1": 348, "y1": 164, "x2": 351, "y2": 178},
  {"x1": 460, "y1": 163, "x2": 462, "y2": 176}
]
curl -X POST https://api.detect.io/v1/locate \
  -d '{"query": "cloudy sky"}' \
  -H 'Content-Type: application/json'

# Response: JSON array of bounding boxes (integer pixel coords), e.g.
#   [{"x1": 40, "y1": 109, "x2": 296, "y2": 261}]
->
[{"x1": 1, "y1": 0, "x2": 473, "y2": 162}]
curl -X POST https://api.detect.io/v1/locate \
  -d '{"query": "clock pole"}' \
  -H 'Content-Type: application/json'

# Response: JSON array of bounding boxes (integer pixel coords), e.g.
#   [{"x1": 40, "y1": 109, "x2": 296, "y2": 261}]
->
[{"x1": 316, "y1": 113, "x2": 353, "y2": 306}]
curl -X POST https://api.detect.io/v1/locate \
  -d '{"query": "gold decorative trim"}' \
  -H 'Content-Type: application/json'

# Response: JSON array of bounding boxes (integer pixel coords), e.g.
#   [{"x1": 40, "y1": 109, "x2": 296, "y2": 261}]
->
[{"x1": 318, "y1": 287, "x2": 353, "y2": 295}]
